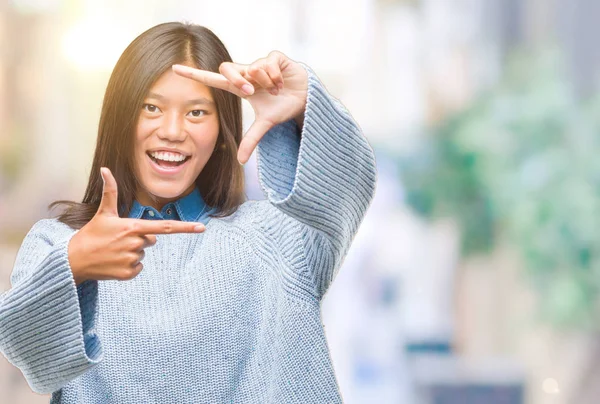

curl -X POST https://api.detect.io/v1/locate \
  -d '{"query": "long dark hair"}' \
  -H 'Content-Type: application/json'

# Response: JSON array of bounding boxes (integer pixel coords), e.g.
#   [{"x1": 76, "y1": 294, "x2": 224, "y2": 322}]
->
[{"x1": 50, "y1": 22, "x2": 245, "y2": 229}]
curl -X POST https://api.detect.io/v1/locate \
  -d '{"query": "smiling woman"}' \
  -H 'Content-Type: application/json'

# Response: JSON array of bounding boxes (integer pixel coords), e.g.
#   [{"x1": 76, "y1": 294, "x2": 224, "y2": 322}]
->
[{"x1": 0, "y1": 21, "x2": 377, "y2": 404}]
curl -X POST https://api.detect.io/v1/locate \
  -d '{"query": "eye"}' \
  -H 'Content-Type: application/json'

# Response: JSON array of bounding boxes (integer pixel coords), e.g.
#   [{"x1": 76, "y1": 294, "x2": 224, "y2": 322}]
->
[
  {"x1": 188, "y1": 109, "x2": 207, "y2": 118},
  {"x1": 142, "y1": 104, "x2": 161, "y2": 113}
]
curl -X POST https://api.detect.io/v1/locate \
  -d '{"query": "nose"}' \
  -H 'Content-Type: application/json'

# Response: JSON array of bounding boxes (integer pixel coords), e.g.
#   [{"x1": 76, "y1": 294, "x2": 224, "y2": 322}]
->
[{"x1": 157, "y1": 111, "x2": 186, "y2": 142}]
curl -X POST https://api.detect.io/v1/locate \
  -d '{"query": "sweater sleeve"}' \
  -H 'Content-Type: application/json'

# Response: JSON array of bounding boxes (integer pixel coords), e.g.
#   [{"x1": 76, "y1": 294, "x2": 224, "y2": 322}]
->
[
  {"x1": 0, "y1": 219, "x2": 103, "y2": 394},
  {"x1": 256, "y1": 64, "x2": 377, "y2": 299}
]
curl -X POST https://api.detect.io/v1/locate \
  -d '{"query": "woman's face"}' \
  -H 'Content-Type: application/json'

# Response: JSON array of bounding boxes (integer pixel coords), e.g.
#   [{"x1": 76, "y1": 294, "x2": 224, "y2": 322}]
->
[{"x1": 133, "y1": 67, "x2": 220, "y2": 210}]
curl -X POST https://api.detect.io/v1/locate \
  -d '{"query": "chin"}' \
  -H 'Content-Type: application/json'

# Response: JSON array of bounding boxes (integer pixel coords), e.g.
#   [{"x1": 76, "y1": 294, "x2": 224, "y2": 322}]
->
[
  {"x1": 151, "y1": 184, "x2": 191, "y2": 198},
  {"x1": 138, "y1": 179, "x2": 193, "y2": 204}
]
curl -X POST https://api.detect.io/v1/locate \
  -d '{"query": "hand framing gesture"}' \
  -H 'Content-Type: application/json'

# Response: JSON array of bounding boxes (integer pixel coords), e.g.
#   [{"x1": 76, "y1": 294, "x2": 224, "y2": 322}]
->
[
  {"x1": 172, "y1": 51, "x2": 308, "y2": 165},
  {"x1": 67, "y1": 168, "x2": 206, "y2": 285}
]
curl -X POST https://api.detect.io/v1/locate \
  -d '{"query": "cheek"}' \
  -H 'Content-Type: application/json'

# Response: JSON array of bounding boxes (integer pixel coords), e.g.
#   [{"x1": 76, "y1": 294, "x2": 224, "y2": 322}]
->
[
  {"x1": 190, "y1": 122, "x2": 220, "y2": 150},
  {"x1": 133, "y1": 122, "x2": 151, "y2": 171},
  {"x1": 134, "y1": 120, "x2": 158, "y2": 157},
  {"x1": 136, "y1": 119, "x2": 156, "y2": 142}
]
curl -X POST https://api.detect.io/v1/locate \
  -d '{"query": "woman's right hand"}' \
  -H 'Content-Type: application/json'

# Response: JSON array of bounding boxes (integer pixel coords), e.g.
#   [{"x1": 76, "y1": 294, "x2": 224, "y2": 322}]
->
[{"x1": 68, "y1": 167, "x2": 206, "y2": 285}]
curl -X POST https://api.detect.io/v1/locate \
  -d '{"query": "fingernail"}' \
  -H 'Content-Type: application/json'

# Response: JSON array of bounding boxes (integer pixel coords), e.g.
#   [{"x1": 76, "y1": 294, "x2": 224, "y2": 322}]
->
[
  {"x1": 194, "y1": 225, "x2": 205, "y2": 232},
  {"x1": 242, "y1": 84, "x2": 254, "y2": 95},
  {"x1": 278, "y1": 82, "x2": 283, "y2": 90}
]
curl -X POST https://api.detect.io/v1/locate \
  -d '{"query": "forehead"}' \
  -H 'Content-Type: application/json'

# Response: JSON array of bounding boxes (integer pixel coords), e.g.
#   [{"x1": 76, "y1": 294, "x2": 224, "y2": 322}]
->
[{"x1": 148, "y1": 69, "x2": 214, "y2": 101}]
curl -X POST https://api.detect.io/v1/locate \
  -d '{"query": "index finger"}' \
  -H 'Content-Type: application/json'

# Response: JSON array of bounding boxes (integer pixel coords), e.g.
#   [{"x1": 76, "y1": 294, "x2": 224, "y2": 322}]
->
[
  {"x1": 172, "y1": 65, "x2": 245, "y2": 98},
  {"x1": 129, "y1": 219, "x2": 205, "y2": 235}
]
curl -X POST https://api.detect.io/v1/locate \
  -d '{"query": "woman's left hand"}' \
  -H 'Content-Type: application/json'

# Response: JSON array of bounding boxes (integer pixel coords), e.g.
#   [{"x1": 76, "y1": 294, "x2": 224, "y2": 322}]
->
[{"x1": 172, "y1": 51, "x2": 308, "y2": 165}]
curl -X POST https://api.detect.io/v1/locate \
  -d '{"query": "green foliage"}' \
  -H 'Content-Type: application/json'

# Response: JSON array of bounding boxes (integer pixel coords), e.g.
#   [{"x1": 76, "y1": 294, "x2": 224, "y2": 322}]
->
[{"x1": 400, "y1": 50, "x2": 600, "y2": 329}]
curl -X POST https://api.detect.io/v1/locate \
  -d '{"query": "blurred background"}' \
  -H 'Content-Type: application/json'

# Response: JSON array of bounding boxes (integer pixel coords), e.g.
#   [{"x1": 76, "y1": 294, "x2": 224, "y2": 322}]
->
[{"x1": 1, "y1": 0, "x2": 600, "y2": 403}]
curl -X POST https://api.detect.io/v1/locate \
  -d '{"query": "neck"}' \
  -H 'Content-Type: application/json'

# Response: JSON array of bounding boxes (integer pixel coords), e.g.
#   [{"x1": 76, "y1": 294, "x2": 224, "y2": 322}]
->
[{"x1": 135, "y1": 185, "x2": 195, "y2": 211}]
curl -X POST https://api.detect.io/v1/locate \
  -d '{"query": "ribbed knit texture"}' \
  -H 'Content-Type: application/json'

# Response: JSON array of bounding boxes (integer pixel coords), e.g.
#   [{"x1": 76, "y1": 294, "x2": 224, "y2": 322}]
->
[{"x1": 0, "y1": 65, "x2": 377, "y2": 403}]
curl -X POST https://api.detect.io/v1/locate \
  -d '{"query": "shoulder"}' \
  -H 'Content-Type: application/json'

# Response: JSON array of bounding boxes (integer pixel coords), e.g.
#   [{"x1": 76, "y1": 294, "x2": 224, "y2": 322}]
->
[{"x1": 22, "y1": 218, "x2": 77, "y2": 246}]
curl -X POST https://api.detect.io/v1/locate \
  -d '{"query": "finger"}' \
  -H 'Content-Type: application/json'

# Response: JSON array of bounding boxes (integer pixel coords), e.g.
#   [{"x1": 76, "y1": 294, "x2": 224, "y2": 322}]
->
[
  {"x1": 247, "y1": 62, "x2": 278, "y2": 95},
  {"x1": 219, "y1": 62, "x2": 255, "y2": 96},
  {"x1": 128, "y1": 219, "x2": 206, "y2": 236},
  {"x1": 264, "y1": 56, "x2": 284, "y2": 91},
  {"x1": 141, "y1": 234, "x2": 157, "y2": 249},
  {"x1": 125, "y1": 264, "x2": 143, "y2": 280},
  {"x1": 172, "y1": 65, "x2": 246, "y2": 98},
  {"x1": 98, "y1": 167, "x2": 119, "y2": 217},
  {"x1": 238, "y1": 119, "x2": 275, "y2": 165},
  {"x1": 136, "y1": 250, "x2": 145, "y2": 265}
]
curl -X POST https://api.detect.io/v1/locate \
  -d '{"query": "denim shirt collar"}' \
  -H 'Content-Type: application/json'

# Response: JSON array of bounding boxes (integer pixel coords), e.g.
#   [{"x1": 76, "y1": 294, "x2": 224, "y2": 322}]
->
[{"x1": 128, "y1": 186, "x2": 213, "y2": 223}]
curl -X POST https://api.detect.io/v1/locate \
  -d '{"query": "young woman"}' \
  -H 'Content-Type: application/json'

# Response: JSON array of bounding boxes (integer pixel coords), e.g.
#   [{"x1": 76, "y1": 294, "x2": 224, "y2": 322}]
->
[{"x1": 0, "y1": 22, "x2": 377, "y2": 403}]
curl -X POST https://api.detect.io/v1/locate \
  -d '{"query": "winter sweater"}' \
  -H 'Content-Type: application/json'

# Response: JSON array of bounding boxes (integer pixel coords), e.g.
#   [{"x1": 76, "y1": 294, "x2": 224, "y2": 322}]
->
[{"x1": 0, "y1": 65, "x2": 377, "y2": 403}]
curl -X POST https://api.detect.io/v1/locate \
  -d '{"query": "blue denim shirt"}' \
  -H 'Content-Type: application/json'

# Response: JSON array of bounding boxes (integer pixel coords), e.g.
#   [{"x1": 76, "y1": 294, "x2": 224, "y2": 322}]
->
[{"x1": 127, "y1": 186, "x2": 213, "y2": 223}]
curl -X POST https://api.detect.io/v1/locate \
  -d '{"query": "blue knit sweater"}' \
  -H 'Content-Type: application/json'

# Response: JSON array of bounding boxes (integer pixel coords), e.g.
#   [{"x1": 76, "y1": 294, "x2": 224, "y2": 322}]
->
[{"x1": 0, "y1": 66, "x2": 377, "y2": 403}]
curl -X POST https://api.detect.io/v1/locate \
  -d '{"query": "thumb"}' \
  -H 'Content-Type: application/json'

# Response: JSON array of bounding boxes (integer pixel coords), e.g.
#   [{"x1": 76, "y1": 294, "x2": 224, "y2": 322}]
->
[
  {"x1": 238, "y1": 119, "x2": 274, "y2": 165},
  {"x1": 98, "y1": 167, "x2": 119, "y2": 217}
]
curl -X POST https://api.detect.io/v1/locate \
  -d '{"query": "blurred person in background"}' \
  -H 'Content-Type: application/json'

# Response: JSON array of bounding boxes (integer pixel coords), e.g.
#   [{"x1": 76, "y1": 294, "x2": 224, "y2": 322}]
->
[{"x1": 0, "y1": 21, "x2": 376, "y2": 403}]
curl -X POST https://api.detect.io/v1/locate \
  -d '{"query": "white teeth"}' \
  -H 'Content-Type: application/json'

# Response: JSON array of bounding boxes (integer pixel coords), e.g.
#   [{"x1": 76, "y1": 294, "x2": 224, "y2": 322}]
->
[{"x1": 150, "y1": 151, "x2": 186, "y2": 162}]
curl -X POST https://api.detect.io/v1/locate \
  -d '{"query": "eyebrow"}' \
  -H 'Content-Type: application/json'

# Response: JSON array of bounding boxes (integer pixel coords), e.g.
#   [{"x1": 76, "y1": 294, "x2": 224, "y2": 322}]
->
[{"x1": 147, "y1": 92, "x2": 215, "y2": 106}]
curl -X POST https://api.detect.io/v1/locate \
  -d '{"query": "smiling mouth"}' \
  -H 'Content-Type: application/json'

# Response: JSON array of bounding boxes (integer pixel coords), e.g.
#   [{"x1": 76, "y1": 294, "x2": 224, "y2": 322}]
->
[{"x1": 146, "y1": 152, "x2": 191, "y2": 168}]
